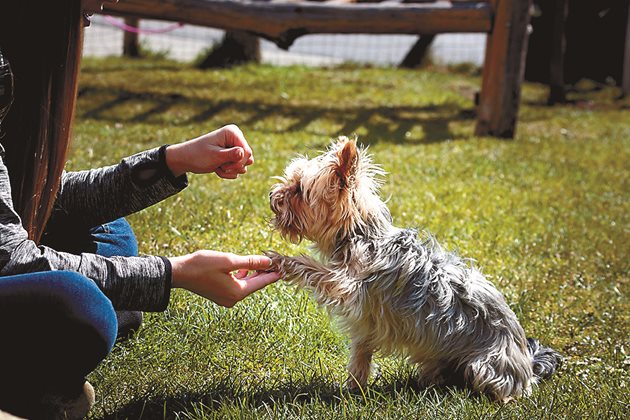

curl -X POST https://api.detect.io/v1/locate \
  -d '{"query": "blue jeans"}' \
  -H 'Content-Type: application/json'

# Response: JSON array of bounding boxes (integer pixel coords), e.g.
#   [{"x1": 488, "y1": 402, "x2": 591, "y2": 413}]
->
[
  {"x1": 41, "y1": 217, "x2": 139, "y2": 257},
  {"x1": 0, "y1": 218, "x2": 140, "y2": 412},
  {"x1": 40, "y1": 217, "x2": 144, "y2": 338}
]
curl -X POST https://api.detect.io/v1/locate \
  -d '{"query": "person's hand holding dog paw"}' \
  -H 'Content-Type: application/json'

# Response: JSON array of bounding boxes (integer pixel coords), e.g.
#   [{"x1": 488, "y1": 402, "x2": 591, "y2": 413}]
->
[{"x1": 169, "y1": 251, "x2": 280, "y2": 307}]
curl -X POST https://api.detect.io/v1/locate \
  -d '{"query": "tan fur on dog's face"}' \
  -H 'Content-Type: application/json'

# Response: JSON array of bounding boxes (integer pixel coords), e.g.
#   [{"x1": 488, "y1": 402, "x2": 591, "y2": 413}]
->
[{"x1": 270, "y1": 137, "x2": 387, "y2": 255}]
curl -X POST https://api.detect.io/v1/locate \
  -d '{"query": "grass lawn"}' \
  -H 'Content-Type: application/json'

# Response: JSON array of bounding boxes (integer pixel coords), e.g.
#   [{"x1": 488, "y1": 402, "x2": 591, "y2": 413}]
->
[{"x1": 73, "y1": 57, "x2": 629, "y2": 419}]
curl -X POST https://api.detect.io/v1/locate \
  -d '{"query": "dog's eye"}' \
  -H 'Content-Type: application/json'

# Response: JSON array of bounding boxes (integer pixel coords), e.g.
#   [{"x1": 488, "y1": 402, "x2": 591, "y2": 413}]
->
[{"x1": 294, "y1": 183, "x2": 302, "y2": 195}]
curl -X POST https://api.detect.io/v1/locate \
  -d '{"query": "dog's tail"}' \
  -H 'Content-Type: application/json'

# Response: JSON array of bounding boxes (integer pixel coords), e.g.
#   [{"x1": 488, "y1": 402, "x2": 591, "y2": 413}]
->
[{"x1": 527, "y1": 338, "x2": 563, "y2": 381}]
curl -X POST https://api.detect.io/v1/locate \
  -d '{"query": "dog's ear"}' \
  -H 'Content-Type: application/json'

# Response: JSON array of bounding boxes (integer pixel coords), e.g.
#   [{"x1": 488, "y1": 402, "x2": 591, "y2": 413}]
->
[{"x1": 335, "y1": 137, "x2": 358, "y2": 189}]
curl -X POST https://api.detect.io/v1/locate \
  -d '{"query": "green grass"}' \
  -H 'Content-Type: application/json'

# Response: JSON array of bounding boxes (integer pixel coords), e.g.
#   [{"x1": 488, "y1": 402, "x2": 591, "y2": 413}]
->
[{"x1": 73, "y1": 57, "x2": 629, "y2": 419}]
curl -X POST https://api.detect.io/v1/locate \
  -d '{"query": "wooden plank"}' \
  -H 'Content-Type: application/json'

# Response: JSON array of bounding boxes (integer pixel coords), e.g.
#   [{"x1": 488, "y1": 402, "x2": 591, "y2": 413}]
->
[
  {"x1": 475, "y1": 0, "x2": 532, "y2": 138},
  {"x1": 103, "y1": 0, "x2": 492, "y2": 48}
]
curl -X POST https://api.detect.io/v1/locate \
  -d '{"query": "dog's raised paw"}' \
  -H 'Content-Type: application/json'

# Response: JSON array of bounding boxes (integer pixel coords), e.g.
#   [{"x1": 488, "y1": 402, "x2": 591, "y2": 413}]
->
[{"x1": 263, "y1": 250, "x2": 286, "y2": 275}]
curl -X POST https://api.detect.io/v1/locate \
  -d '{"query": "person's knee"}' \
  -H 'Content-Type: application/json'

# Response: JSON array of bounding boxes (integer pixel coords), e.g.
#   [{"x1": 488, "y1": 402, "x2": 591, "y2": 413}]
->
[{"x1": 0, "y1": 271, "x2": 118, "y2": 385}]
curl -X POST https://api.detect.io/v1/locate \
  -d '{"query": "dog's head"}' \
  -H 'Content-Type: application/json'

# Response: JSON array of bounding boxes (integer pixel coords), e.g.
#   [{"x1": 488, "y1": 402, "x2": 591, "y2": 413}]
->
[{"x1": 269, "y1": 136, "x2": 389, "y2": 254}]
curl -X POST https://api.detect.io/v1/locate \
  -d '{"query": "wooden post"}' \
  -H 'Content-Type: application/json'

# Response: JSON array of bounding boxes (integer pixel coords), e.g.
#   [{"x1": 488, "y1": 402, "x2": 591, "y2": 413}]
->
[
  {"x1": 548, "y1": 0, "x2": 568, "y2": 104},
  {"x1": 123, "y1": 17, "x2": 141, "y2": 58},
  {"x1": 623, "y1": 1, "x2": 630, "y2": 97},
  {"x1": 475, "y1": 0, "x2": 532, "y2": 138}
]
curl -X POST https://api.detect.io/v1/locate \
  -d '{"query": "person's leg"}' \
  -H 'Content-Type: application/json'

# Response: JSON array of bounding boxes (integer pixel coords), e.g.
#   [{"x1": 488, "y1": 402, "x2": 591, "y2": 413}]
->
[
  {"x1": 89, "y1": 217, "x2": 139, "y2": 258},
  {"x1": 41, "y1": 216, "x2": 139, "y2": 257},
  {"x1": 42, "y1": 217, "x2": 144, "y2": 339},
  {"x1": 0, "y1": 270, "x2": 117, "y2": 418},
  {"x1": 89, "y1": 218, "x2": 144, "y2": 339}
]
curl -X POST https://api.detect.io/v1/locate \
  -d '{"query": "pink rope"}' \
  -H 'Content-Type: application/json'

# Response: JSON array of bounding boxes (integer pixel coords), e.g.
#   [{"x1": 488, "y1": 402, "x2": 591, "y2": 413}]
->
[{"x1": 103, "y1": 15, "x2": 184, "y2": 34}]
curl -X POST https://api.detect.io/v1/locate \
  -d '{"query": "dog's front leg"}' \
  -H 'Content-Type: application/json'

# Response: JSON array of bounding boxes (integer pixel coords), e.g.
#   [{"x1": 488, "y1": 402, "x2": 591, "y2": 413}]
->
[
  {"x1": 345, "y1": 338, "x2": 375, "y2": 391},
  {"x1": 265, "y1": 251, "x2": 356, "y2": 307}
]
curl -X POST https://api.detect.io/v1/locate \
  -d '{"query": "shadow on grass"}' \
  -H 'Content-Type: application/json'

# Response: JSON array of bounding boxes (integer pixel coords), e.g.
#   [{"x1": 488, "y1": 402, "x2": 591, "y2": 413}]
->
[
  {"x1": 98, "y1": 375, "x2": 474, "y2": 419},
  {"x1": 77, "y1": 86, "x2": 478, "y2": 145}
]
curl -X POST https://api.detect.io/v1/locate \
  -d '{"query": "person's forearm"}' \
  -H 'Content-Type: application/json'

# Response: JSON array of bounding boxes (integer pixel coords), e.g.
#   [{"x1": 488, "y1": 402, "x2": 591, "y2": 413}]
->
[
  {"x1": 168, "y1": 253, "x2": 194, "y2": 289},
  {"x1": 1, "y1": 238, "x2": 171, "y2": 312},
  {"x1": 53, "y1": 147, "x2": 187, "y2": 227},
  {"x1": 164, "y1": 143, "x2": 188, "y2": 178}
]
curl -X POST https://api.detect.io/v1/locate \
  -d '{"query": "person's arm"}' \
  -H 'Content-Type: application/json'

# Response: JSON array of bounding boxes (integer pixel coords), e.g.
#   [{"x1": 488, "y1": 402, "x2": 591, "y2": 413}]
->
[
  {"x1": 0, "y1": 148, "x2": 169, "y2": 311},
  {"x1": 51, "y1": 124, "x2": 252, "y2": 228},
  {"x1": 2, "y1": 159, "x2": 277, "y2": 310},
  {"x1": 2, "y1": 130, "x2": 276, "y2": 310},
  {"x1": 51, "y1": 145, "x2": 188, "y2": 229}
]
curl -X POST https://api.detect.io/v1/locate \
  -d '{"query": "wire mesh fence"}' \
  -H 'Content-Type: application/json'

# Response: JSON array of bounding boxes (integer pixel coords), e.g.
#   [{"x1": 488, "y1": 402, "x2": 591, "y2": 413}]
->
[{"x1": 83, "y1": 15, "x2": 486, "y2": 67}]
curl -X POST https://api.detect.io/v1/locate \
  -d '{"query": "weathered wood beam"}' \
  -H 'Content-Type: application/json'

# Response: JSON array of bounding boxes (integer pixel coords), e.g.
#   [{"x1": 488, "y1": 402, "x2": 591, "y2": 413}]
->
[
  {"x1": 103, "y1": 0, "x2": 492, "y2": 49},
  {"x1": 547, "y1": 0, "x2": 568, "y2": 105},
  {"x1": 475, "y1": 0, "x2": 532, "y2": 138},
  {"x1": 623, "y1": 1, "x2": 630, "y2": 97}
]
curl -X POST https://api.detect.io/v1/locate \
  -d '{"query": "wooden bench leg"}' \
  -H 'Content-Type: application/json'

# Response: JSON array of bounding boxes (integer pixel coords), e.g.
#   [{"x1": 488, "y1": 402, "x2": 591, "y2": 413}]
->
[
  {"x1": 123, "y1": 17, "x2": 141, "y2": 58},
  {"x1": 548, "y1": 0, "x2": 569, "y2": 105},
  {"x1": 623, "y1": 1, "x2": 630, "y2": 97},
  {"x1": 475, "y1": 0, "x2": 532, "y2": 138}
]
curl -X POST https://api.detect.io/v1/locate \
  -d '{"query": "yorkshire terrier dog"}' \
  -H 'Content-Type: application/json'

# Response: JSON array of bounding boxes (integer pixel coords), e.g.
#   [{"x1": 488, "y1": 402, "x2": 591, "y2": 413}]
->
[{"x1": 266, "y1": 137, "x2": 562, "y2": 402}]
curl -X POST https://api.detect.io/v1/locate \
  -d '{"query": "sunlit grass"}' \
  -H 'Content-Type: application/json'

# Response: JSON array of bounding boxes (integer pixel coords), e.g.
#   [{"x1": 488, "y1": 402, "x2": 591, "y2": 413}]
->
[{"x1": 73, "y1": 57, "x2": 629, "y2": 419}]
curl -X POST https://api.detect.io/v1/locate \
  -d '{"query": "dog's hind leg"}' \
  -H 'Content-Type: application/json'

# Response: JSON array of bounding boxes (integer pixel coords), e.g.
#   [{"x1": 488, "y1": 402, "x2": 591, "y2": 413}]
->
[
  {"x1": 463, "y1": 350, "x2": 533, "y2": 402},
  {"x1": 416, "y1": 358, "x2": 467, "y2": 390}
]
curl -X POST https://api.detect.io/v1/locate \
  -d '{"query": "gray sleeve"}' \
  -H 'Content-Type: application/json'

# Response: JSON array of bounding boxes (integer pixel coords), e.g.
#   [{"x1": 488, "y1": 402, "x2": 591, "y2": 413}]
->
[
  {"x1": 0, "y1": 145, "x2": 171, "y2": 311},
  {"x1": 53, "y1": 146, "x2": 188, "y2": 227},
  {"x1": 3, "y1": 240, "x2": 171, "y2": 312}
]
